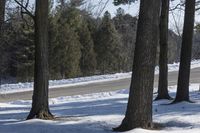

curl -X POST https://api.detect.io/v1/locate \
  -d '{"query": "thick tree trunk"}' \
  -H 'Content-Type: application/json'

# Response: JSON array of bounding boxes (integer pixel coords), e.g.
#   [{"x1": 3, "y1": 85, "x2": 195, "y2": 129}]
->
[
  {"x1": 0, "y1": 0, "x2": 5, "y2": 30},
  {"x1": 0, "y1": 0, "x2": 6, "y2": 89},
  {"x1": 155, "y1": 0, "x2": 172, "y2": 100},
  {"x1": 27, "y1": 0, "x2": 53, "y2": 120},
  {"x1": 173, "y1": 0, "x2": 195, "y2": 103},
  {"x1": 113, "y1": 0, "x2": 160, "y2": 131}
]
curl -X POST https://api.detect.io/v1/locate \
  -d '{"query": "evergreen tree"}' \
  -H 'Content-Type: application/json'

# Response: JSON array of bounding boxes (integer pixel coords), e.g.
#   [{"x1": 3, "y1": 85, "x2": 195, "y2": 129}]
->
[
  {"x1": 52, "y1": 23, "x2": 81, "y2": 78},
  {"x1": 113, "y1": 10, "x2": 137, "y2": 71},
  {"x1": 1, "y1": 8, "x2": 35, "y2": 81},
  {"x1": 116, "y1": 7, "x2": 125, "y2": 16},
  {"x1": 49, "y1": 8, "x2": 82, "y2": 79},
  {"x1": 78, "y1": 21, "x2": 97, "y2": 76},
  {"x1": 60, "y1": 6, "x2": 82, "y2": 31},
  {"x1": 1, "y1": 0, "x2": 183, "y2": 82},
  {"x1": 12, "y1": 27, "x2": 34, "y2": 82},
  {"x1": 95, "y1": 11, "x2": 123, "y2": 74}
]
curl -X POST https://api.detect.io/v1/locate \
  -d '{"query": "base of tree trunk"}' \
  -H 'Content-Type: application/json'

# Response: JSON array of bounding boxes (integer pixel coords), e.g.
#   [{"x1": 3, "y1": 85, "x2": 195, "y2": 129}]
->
[
  {"x1": 113, "y1": 121, "x2": 163, "y2": 132},
  {"x1": 154, "y1": 95, "x2": 173, "y2": 101},
  {"x1": 27, "y1": 110, "x2": 54, "y2": 120},
  {"x1": 171, "y1": 99, "x2": 193, "y2": 104},
  {"x1": 113, "y1": 122, "x2": 133, "y2": 132}
]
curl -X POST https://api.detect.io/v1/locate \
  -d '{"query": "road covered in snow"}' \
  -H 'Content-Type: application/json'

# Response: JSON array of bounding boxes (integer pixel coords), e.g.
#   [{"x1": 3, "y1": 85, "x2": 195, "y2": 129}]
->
[
  {"x1": 1, "y1": 60, "x2": 200, "y2": 94},
  {"x1": 0, "y1": 60, "x2": 200, "y2": 102}
]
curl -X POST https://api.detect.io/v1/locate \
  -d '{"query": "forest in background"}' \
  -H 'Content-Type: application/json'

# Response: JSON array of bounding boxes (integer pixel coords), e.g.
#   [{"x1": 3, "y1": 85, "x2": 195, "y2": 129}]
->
[{"x1": 0, "y1": 0, "x2": 199, "y2": 83}]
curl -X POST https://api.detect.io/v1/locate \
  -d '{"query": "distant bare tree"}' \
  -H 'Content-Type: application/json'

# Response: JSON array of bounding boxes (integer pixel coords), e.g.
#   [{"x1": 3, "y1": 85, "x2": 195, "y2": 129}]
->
[
  {"x1": 0, "y1": 0, "x2": 6, "y2": 88},
  {"x1": 173, "y1": 0, "x2": 196, "y2": 103},
  {"x1": 155, "y1": 0, "x2": 172, "y2": 100}
]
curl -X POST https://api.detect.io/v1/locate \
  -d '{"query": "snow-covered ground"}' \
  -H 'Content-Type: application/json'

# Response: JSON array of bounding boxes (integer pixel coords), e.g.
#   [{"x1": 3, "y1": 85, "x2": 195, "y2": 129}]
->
[
  {"x1": 1, "y1": 60, "x2": 200, "y2": 95},
  {"x1": 1, "y1": 60, "x2": 200, "y2": 94},
  {"x1": 0, "y1": 84, "x2": 200, "y2": 133}
]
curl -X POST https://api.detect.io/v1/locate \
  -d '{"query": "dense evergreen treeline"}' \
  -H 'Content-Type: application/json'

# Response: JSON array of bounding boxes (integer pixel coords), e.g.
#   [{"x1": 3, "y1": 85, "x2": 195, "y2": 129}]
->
[{"x1": 1, "y1": 2, "x2": 181, "y2": 83}]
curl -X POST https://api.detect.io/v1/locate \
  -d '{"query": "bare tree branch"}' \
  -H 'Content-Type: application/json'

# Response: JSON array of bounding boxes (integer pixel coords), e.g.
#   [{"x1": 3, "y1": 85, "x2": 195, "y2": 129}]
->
[
  {"x1": 196, "y1": 7, "x2": 200, "y2": 11},
  {"x1": 171, "y1": 10, "x2": 182, "y2": 38},
  {"x1": 169, "y1": 2, "x2": 185, "y2": 11},
  {"x1": 95, "y1": 0, "x2": 109, "y2": 17},
  {"x1": 14, "y1": 0, "x2": 35, "y2": 20},
  {"x1": 25, "y1": 0, "x2": 29, "y2": 8},
  {"x1": 195, "y1": 0, "x2": 200, "y2": 11},
  {"x1": 18, "y1": 0, "x2": 34, "y2": 28},
  {"x1": 170, "y1": 0, "x2": 200, "y2": 11},
  {"x1": 97, "y1": 0, "x2": 109, "y2": 17}
]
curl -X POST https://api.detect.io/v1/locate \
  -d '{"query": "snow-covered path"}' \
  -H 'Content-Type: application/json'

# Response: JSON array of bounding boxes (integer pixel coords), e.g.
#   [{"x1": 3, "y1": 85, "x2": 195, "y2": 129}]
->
[
  {"x1": 1, "y1": 60, "x2": 200, "y2": 95},
  {"x1": 1, "y1": 60, "x2": 200, "y2": 103},
  {"x1": 0, "y1": 84, "x2": 200, "y2": 133}
]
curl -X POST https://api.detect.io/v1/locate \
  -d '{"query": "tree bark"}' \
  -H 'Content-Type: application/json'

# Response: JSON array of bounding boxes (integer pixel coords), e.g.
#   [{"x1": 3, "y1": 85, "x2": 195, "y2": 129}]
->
[
  {"x1": 0, "y1": 0, "x2": 6, "y2": 88},
  {"x1": 0, "y1": 0, "x2": 5, "y2": 31},
  {"x1": 27, "y1": 0, "x2": 53, "y2": 120},
  {"x1": 173, "y1": 0, "x2": 195, "y2": 103},
  {"x1": 155, "y1": 0, "x2": 172, "y2": 100},
  {"x1": 113, "y1": 0, "x2": 160, "y2": 131}
]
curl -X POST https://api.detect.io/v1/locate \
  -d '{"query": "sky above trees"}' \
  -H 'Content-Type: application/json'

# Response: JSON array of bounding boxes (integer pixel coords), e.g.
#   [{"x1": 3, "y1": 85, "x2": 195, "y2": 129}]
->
[{"x1": 25, "y1": 0, "x2": 200, "y2": 34}]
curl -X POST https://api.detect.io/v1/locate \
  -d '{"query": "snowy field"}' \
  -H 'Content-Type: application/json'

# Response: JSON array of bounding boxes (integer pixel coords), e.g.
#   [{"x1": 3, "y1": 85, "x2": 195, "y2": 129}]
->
[
  {"x1": 0, "y1": 84, "x2": 200, "y2": 133},
  {"x1": 1, "y1": 60, "x2": 200, "y2": 94}
]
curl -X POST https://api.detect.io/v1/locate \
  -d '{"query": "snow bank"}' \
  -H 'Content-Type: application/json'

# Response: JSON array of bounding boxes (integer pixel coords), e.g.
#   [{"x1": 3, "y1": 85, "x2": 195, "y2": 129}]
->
[
  {"x1": 0, "y1": 84, "x2": 200, "y2": 133},
  {"x1": 0, "y1": 72, "x2": 132, "y2": 94}
]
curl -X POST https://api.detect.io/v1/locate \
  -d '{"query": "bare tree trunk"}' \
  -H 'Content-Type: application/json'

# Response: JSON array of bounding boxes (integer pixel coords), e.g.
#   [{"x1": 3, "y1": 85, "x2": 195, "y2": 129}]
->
[
  {"x1": 173, "y1": 0, "x2": 195, "y2": 103},
  {"x1": 27, "y1": 0, "x2": 53, "y2": 120},
  {"x1": 113, "y1": 0, "x2": 160, "y2": 131},
  {"x1": 0, "y1": 0, "x2": 5, "y2": 30},
  {"x1": 155, "y1": 0, "x2": 172, "y2": 100},
  {"x1": 0, "y1": 0, "x2": 6, "y2": 90}
]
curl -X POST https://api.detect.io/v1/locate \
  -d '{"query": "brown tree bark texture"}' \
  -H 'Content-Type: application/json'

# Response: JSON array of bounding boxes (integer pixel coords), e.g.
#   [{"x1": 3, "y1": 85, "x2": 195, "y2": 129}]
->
[
  {"x1": 114, "y1": 0, "x2": 161, "y2": 131},
  {"x1": 174, "y1": 0, "x2": 195, "y2": 103},
  {"x1": 27, "y1": 0, "x2": 53, "y2": 120},
  {"x1": 156, "y1": 0, "x2": 172, "y2": 100}
]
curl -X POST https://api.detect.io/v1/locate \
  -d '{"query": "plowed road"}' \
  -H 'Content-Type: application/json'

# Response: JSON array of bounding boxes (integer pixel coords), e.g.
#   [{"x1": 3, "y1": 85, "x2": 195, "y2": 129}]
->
[{"x1": 0, "y1": 67, "x2": 200, "y2": 102}]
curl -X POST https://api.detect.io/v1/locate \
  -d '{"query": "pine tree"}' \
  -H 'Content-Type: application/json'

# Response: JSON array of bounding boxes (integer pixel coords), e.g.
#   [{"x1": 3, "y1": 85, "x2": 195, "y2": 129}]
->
[
  {"x1": 12, "y1": 27, "x2": 34, "y2": 82},
  {"x1": 95, "y1": 11, "x2": 123, "y2": 74},
  {"x1": 116, "y1": 7, "x2": 125, "y2": 16},
  {"x1": 55, "y1": 23, "x2": 81, "y2": 78},
  {"x1": 49, "y1": 8, "x2": 81, "y2": 79},
  {"x1": 113, "y1": 10, "x2": 137, "y2": 72},
  {"x1": 0, "y1": 8, "x2": 35, "y2": 81},
  {"x1": 61, "y1": 7, "x2": 82, "y2": 31},
  {"x1": 78, "y1": 21, "x2": 97, "y2": 76}
]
